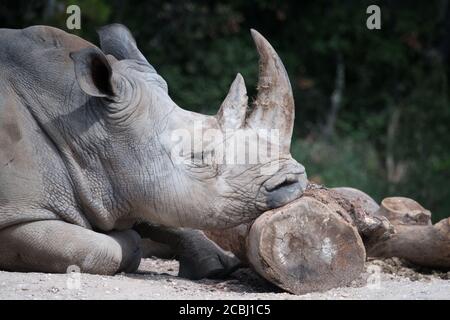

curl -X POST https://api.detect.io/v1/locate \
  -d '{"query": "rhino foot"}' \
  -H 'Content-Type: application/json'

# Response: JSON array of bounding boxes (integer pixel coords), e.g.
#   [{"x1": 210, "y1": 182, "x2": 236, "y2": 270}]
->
[
  {"x1": 177, "y1": 239, "x2": 242, "y2": 280},
  {"x1": 108, "y1": 229, "x2": 143, "y2": 273},
  {"x1": 134, "y1": 223, "x2": 242, "y2": 280}
]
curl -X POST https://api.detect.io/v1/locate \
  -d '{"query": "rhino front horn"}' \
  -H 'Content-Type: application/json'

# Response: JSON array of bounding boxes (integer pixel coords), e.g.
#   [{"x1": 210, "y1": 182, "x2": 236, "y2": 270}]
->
[{"x1": 247, "y1": 29, "x2": 295, "y2": 153}]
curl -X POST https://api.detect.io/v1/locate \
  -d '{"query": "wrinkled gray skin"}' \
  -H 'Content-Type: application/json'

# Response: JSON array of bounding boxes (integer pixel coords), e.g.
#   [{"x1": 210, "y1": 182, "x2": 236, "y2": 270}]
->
[{"x1": 0, "y1": 24, "x2": 307, "y2": 278}]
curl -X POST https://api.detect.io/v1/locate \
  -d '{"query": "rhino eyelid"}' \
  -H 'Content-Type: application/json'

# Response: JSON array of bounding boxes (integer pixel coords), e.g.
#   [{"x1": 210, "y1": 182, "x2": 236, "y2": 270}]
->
[
  {"x1": 190, "y1": 151, "x2": 209, "y2": 161},
  {"x1": 186, "y1": 151, "x2": 217, "y2": 170}
]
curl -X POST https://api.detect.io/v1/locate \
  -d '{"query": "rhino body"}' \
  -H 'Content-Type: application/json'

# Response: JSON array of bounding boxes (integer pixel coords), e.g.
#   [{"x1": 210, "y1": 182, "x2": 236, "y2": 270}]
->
[{"x1": 0, "y1": 25, "x2": 307, "y2": 277}]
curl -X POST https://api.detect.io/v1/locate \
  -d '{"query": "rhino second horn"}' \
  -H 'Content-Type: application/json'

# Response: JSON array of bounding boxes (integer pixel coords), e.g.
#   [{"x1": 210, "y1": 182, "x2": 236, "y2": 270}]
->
[
  {"x1": 217, "y1": 73, "x2": 248, "y2": 129},
  {"x1": 247, "y1": 29, "x2": 295, "y2": 153}
]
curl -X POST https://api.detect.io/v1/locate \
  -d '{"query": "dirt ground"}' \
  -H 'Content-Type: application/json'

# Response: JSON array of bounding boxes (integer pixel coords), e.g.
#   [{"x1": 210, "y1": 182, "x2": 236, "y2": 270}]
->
[{"x1": 0, "y1": 258, "x2": 449, "y2": 300}]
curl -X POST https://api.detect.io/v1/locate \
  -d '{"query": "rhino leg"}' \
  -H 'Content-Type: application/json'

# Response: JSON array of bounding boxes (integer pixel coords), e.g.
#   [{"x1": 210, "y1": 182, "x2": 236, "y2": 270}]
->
[
  {"x1": 0, "y1": 220, "x2": 142, "y2": 274},
  {"x1": 140, "y1": 238, "x2": 174, "y2": 259},
  {"x1": 135, "y1": 223, "x2": 241, "y2": 280}
]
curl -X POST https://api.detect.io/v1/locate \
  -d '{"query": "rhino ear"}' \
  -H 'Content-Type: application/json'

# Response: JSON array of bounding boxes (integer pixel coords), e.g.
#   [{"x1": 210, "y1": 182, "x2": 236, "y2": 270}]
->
[
  {"x1": 97, "y1": 23, "x2": 155, "y2": 71},
  {"x1": 70, "y1": 47, "x2": 116, "y2": 98}
]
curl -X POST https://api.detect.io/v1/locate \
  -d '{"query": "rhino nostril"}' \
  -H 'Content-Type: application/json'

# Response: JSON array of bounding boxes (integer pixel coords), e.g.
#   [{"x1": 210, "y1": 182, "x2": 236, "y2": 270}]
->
[
  {"x1": 275, "y1": 179, "x2": 297, "y2": 189},
  {"x1": 264, "y1": 174, "x2": 300, "y2": 192}
]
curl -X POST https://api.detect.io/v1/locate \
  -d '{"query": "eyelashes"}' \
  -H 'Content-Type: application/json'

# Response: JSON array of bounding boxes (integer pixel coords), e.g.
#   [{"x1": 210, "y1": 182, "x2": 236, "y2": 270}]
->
[{"x1": 190, "y1": 151, "x2": 211, "y2": 166}]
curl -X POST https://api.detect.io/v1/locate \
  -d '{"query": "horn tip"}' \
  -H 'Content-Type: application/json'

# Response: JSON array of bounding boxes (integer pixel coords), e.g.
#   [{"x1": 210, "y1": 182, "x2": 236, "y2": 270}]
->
[
  {"x1": 250, "y1": 28, "x2": 260, "y2": 36},
  {"x1": 235, "y1": 72, "x2": 245, "y2": 84},
  {"x1": 230, "y1": 73, "x2": 247, "y2": 96},
  {"x1": 250, "y1": 29, "x2": 274, "y2": 57},
  {"x1": 250, "y1": 28, "x2": 263, "y2": 42}
]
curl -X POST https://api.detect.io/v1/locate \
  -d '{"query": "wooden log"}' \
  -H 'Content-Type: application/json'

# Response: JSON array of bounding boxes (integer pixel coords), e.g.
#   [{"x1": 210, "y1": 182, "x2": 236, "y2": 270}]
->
[
  {"x1": 331, "y1": 187, "x2": 380, "y2": 215},
  {"x1": 207, "y1": 188, "x2": 450, "y2": 294},
  {"x1": 377, "y1": 197, "x2": 431, "y2": 226},
  {"x1": 305, "y1": 186, "x2": 393, "y2": 241},
  {"x1": 207, "y1": 186, "x2": 366, "y2": 294},
  {"x1": 365, "y1": 197, "x2": 450, "y2": 269}
]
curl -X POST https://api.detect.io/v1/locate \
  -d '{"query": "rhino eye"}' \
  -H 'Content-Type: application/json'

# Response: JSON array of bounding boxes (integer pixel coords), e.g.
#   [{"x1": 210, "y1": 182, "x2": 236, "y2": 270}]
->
[
  {"x1": 191, "y1": 151, "x2": 204, "y2": 161},
  {"x1": 190, "y1": 151, "x2": 209, "y2": 166},
  {"x1": 185, "y1": 150, "x2": 216, "y2": 170}
]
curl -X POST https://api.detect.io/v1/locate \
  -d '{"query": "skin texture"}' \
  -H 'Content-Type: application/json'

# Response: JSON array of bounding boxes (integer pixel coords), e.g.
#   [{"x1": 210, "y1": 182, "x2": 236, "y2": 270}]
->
[{"x1": 0, "y1": 24, "x2": 307, "y2": 277}]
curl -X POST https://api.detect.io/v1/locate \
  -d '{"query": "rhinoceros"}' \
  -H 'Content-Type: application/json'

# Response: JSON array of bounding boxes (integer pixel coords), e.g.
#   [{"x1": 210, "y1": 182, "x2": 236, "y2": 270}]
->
[{"x1": 0, "y1": 24, "x2": 307, "y2": 279}]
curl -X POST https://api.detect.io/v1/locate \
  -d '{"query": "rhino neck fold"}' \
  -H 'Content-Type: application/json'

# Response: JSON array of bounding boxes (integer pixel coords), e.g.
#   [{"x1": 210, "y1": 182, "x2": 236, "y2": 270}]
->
[
  {"x1": 57, "y1": 101, "x2": 132, "y2": 231},
  {"x1": 62, "y1": 152, "x2": 127, "y2": 231},
  {"x1": 22, "y1": 90, "x2": 129, "y2": 231}
]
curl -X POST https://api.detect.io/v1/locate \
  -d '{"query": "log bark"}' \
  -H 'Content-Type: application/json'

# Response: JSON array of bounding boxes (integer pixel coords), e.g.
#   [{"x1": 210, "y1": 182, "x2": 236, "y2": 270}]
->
[
  {"x1": 364, "y1": 197, "x2": 450, "y2": 269},
  {"x1": 207, "y1": 185, "x2": 366, "y2": 294}
]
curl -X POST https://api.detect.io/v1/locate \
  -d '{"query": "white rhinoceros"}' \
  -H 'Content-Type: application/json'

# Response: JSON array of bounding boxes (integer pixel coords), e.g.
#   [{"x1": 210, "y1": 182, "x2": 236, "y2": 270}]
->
[{"x1": 0, "y1": 24, "x2": 307, "y2": 278}]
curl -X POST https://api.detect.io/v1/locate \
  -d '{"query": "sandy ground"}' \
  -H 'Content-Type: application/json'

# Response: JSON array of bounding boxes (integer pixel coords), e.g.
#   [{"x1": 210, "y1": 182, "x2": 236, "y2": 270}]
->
[{"x1": 0, "y1": 258, "x2": 449, "y2": 300}]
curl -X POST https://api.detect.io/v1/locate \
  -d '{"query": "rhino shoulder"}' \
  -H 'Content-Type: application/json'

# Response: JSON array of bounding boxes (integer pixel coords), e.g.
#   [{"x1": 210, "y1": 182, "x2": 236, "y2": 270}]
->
[
  {"x1": 0, "y1": 93, "x2": 91, "y2": 230},
  {"x1": 21, "y1": 25, "x2": 92, "y2": 52}
]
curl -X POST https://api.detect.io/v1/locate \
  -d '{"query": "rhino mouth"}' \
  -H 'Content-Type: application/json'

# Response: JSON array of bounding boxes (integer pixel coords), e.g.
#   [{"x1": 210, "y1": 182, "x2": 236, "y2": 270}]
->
[{"x1": 265, "y1": 173, "x2": 308, "y2": 209}]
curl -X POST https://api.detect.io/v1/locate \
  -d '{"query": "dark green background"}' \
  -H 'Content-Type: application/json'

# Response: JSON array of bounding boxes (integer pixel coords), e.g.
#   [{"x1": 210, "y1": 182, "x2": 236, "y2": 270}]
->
[{"x1": 1, "y1": 0, "x2": 449, "y2": 221}]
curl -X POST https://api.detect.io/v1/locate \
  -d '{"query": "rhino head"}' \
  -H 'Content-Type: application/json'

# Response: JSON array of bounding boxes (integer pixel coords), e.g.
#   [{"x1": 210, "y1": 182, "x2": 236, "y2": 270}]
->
[{"x1": 70, "y1": 24, "x2": 307, "y2": 229}]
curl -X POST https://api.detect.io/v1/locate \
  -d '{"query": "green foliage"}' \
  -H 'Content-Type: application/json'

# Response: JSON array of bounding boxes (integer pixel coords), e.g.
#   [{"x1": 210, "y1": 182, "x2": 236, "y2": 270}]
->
[
  {"x1": 1, "y1": 0, "x2": 449, "y2": 220},
  {"x1": 291, "y1": 138, "x2": 386, "y2": 201}
]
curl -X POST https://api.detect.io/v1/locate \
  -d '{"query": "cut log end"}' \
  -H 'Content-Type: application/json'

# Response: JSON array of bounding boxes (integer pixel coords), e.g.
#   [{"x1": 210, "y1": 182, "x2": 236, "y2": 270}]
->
[
  {"x1": 247, "y1": 197, "x2": 366, "y2": 294},
  {"x1": 379, "y1": 197, "x2": 432, "y2": 226}
]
